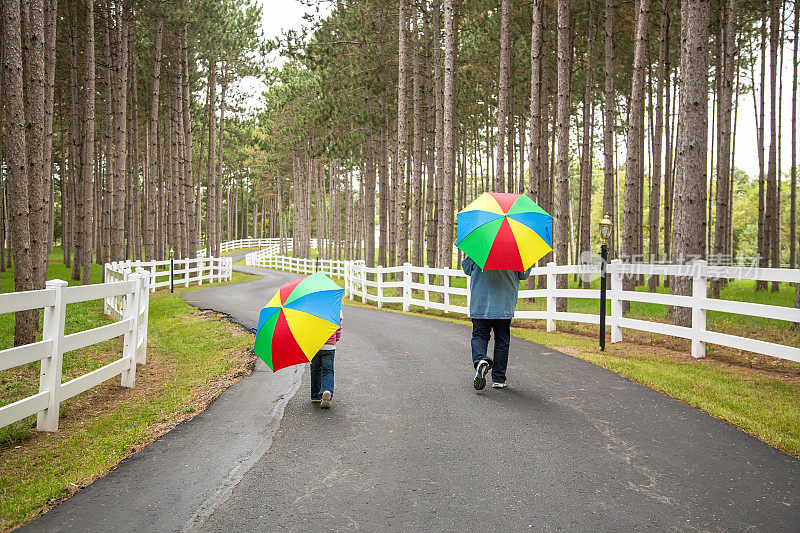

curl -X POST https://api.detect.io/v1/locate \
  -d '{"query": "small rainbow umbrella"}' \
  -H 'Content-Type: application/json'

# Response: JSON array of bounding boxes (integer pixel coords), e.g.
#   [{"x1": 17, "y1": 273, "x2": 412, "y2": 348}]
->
[
  {"x1": 456, "y1": 192, "x2": 553, "y2": 271},
  {"x1": 254, "y1": 272, "x2": 344, "y2": 372}
]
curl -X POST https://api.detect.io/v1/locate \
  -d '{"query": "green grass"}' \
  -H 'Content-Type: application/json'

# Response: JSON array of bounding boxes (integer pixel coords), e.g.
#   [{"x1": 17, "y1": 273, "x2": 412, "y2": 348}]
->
[{"x1": 0, "y1": 252, "x2": 259, "y2": 530}]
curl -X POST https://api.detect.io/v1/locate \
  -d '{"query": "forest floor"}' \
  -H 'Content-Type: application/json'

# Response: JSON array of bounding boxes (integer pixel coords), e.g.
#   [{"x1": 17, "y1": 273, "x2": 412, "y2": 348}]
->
[{"x1": 0, "y1": 252, "x2": 260, "y2": 531}]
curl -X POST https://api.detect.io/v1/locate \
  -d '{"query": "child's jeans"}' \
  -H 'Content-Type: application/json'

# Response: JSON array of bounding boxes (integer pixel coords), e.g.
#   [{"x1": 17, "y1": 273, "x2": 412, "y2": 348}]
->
[
  {"x1": 310, "y1": 349, "x2": 335, "y2": 400},
  {"x1": 470, "y1": 318, "x2": 511, "y2": 383}
]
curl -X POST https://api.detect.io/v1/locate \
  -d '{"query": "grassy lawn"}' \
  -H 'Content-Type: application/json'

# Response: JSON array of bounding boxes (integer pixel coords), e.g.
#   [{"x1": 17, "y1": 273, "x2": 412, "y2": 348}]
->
[{"x1": 0, "y1": 252, "x2": 259, "y2": 530}]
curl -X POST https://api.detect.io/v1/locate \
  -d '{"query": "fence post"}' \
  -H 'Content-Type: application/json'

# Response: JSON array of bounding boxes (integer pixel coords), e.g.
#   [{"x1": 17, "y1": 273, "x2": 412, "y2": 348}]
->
[
  {"x1": 103, "y1": 264, "x2": 111, "y2": 315},
  {"x1": 443, "y1": 272, "x2": 450, "y2": 313},
  {"x1": 610, "y1": 259, "x2": 623, "y2": 343},
  {"x1": 121, "y1": 273, "x2": 142, "y2": 388},
  {"x1": 403, "y1": 263, "x2": 411, "y2": 312},
  {"x1": 361, "y1": 263, "x2": 367, "y2": 303},
  {"x1": 185, "y1": 259, "x2": 191, "y2": 287},
  {"x1": 377, "y1": 266, "x2": 384, "y2": 308},
  {"x1": 135, "y1": 268, "x2": 150, "y2": 365},
  {"x1": 691, "y1": 260, "x2": 707, "y2": 358},
  {"x1": 546, "y1": 262, "x2": 556, "y2": 332},
  {"x1": 36, "y1": 279, "x2": 68, "y2": 432},
  {"x1": 150, "y1": 263, "x2": 157, "y2": 292}
]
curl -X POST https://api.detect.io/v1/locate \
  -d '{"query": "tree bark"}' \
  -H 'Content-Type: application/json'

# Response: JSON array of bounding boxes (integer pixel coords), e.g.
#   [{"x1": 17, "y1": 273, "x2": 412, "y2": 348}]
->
[
  {"x1": 495, "y1": 0, "x2": 510, "y2": 193},
  {"x1": 3, "y1": 0, "x2": 37, "y2": 344},
  {"x1": 579, "y1": 0, "x2": 596, "y2": 288},
  {"x1": 554, "y1": 0, "x2": 571, "y2": 311},
  {"x1": 145, "y1": 17, "x2": 163, "y2": 260},
  {"x1": 207, "y1": 59, "x2": 218, "y2": 256},
  {"x1": 411, "y1": 0, "x2": 424, "y2": 268},
  {"x1": 671, "y1": 0, "x2": 709, "y2": 326},
  {"x1": 622, "y1": 0, "x2": 651, "y2": 302},
  {"x1": 440, "y1": 0, "x2": 456, "y2": 270},
  {"x1": 396, "y1": 0, "x2": 409, "y2": 265},
  {"x1": 43, "y1": 0, "x2": 58, "y2": 256},
  {"x1": 765, "y1": 0, "x2": 779, "y2": 289},
  {"x1": 603, "y1": 0, "x2": 616, "y2": 257},
  {"x1": 711, "y1": 0, "x2": 737, "y2": 297},
  {"x1": 80, "y1": 0, "x2": 95, "y2": 283}
]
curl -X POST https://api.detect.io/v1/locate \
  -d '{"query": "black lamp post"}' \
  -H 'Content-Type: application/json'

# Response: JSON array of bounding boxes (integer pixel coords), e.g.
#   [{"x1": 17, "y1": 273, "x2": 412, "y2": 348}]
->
[
  {"x1": 599, "y1": 214, "x2": 613, "y2": 351},
  {"x1": 169, "y1": 248, "x2": 175, "y2": 293}
]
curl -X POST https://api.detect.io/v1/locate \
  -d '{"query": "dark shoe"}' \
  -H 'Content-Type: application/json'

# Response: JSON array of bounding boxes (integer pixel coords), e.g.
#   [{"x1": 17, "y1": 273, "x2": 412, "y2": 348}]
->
[
  {"x1": 474, "y1": 360, "x2": 491, "y2": 390},
  {"x1": 320, "y1": 390, "x2": 332, "y2": 409}
]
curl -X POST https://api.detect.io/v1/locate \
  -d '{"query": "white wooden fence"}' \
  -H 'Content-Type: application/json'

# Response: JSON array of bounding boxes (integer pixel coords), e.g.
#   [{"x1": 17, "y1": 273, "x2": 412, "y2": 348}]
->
[
  {"x1": 105, "y1": 256, "x2": 232, "y2": 314},
  {"x1": 197, "y1": 237, "x2": 313, "y2": 258},
  {"x1": 245, "y1": 242, "x2": 800, "y2": 364},
  {"x1": 0, "y1": 272, "x2": 150, "y2": 432}
]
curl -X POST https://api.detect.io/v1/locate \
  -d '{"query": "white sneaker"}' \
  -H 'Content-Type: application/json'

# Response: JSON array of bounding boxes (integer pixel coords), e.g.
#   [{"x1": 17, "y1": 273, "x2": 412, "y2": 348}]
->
[
  {"x1": 320, "y1": 390, "x2": 332, "y2": 409},
  {"x1": 491, "y1": 381, "x2": 507, "y2": 389}
]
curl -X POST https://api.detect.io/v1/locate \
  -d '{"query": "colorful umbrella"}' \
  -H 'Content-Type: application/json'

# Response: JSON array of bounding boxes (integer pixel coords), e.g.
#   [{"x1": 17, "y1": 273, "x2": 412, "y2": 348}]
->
[
  {"x1": 254, "y1": 272, "x2": 344, "y2": 372},
  {"x1": 456, "y1": 192, "x2": 553, "y2": 271}
]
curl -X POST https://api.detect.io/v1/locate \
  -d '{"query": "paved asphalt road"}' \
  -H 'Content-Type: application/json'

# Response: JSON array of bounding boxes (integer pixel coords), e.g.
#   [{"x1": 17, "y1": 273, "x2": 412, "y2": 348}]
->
[{"x1": 25, "y1": 261, "x2": 800, "y2": 532}]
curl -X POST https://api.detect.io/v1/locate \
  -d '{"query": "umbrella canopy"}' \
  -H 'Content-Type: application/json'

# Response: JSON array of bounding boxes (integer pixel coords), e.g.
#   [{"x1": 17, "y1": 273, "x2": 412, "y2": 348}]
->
[
  {"x1": 254, "y1": 272, "x2": 344, "y2": 372},
  {"x1": 456, "y1": 192, "x2": 553, "y2": 271}
]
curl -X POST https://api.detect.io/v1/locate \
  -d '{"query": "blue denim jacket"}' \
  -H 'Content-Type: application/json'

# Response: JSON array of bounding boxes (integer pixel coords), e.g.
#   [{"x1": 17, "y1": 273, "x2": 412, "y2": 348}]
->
[{"x1": 462, "y1": 257, "x2": 531, "y2": 319}]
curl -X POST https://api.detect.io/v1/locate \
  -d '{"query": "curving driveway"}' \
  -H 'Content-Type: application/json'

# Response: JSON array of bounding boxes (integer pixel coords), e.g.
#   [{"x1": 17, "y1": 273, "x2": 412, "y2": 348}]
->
[{"x1": 24, "y1": 261, "x2": 800, "y2": 532}]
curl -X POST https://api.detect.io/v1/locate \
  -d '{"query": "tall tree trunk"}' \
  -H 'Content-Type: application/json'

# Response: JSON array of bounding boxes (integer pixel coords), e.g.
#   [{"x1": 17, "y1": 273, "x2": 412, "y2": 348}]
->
[
  {"x1": 527, "y1": 0, "x2": 543, "y2": 292},
  {"x1": 207, "y1": 59, "x2": 218, "y2": 256},
  {"x1": 765, "y1": 0, "x2": 779, "y2": 290},
  {"x1": 411, "y1": 0, "x2": 423, "y2": 269},
  {"x1": 671, "y1": 0, "x2": 709, "y2": 326},
  {"x1": 216, "y1": 67, "x2": 228, "y2": 256},
  {"x1": 24, "y1": 0, "x2": 47, "y2": 289},
  {"x1": 622, "y1": 0, "x2": 651, "y2": 303},
  {"x1": 68, "y1": 3, "x2": 81, "y2": 280},
  {"x1": 554, "y1": 0, "x2": 571, "y2": 311},
  {"x1": 396, "y1": 0, "x2": 408, "y2": 265},
  {"x1": 43, "y1": 0, "x2": 58, "y2": 256},
  {"x1": 495, "y1": 0, "x2": 510, "y2": 192},
  {"x1": 110, "y1": 2, "x2": 128, "y2": 261},
  {"x1": 432, "y1": 0, "x2": 444, "y2": 269},
  {"x1": 424, "y1": 4, "x2": 438, "y2": 268},
  {"x1": 578, "y1": 0, "x2": 596, "y2": 288},
  {"x1": 792, "y1": 0, "x2": 799, "y2": 271},
  {"x1": 711, "y1": 0, "x2": 737, "y2": 297},
  {"x1": 603, "y1": 0, "x2": 616, "y2": 257},
  {"x1": 182, "y1": 24, "x2": 196, "y2": 257},
  {"x1": 3, "y1": 0, "x2": 37, "y2": 344},
  {"x1": 648, "y1": 0, "x2": 669, "y2": 292},
  {"x1": 755, "y1": 5, "x2": 767, "y2": 290},
  {"x1": 145, "y1": 18, "x2": 163, "y2": 260},
  {"x1": 80, "y1": 0, "x2": 95, "y2": 283},
  {"x1": 440, "y1": 0, "x2": 456, "y2": 269}
]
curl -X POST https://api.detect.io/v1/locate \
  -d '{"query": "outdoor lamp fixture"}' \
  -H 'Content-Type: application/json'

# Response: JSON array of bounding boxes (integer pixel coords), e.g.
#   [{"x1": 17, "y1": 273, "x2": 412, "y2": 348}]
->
[
  {"x1": 169, "y1": 248, "x2": 175, "y2": 293},
  {"x1": 598, "y1": 214, "x2": 613, "y2": 351}
]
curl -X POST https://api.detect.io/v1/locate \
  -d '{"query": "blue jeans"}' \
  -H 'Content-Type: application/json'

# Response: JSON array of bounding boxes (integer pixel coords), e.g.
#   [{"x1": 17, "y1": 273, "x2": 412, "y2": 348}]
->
[
  {"x1": 310, "y1": 349, "x2": 335, "y2": 400},
  {"x1": 471, "y1": 318, "x2": 511, "y2": 383}
]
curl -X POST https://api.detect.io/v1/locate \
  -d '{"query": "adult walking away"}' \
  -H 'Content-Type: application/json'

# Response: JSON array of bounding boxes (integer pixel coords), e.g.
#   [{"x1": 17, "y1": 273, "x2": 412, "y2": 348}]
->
[{"x1": 462, "y1": 256, "x2": 531, "y2": 390}]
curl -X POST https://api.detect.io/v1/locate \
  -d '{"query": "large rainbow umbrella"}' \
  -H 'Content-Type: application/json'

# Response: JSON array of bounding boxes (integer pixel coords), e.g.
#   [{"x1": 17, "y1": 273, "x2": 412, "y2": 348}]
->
[
  {"x1": 254, "y1": 272, "x2": 344, "y2": 372},
  {"x1": 456, "y1": 192, "x2": 553, "y2": 271}
]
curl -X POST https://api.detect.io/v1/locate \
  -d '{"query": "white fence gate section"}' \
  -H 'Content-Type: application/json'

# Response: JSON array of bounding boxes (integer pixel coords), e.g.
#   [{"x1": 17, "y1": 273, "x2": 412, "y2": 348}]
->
[
  {"x1": 244, "y1": 242, "x2": 800, "y2": 364},
  {"x1": 0, "y1": 272, "x2": 150, "y2": 432}
]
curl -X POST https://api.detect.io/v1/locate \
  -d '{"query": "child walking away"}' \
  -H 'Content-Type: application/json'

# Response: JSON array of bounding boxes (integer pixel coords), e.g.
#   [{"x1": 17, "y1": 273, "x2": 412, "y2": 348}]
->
[
  {"x1": 311, "y1": 311, "x2": 342, "y2": 409},
  {"x1": 462, "y1": 256, "x2": 531, "y2": 390}
]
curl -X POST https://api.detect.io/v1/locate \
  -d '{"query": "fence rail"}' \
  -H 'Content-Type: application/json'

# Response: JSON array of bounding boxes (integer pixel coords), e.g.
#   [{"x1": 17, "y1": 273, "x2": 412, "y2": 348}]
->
[
  {"x1": 244, "y1": 241, "x2": 800, "y2": 364},
  {"x1": 104, "y1": 257, "x2": 232, "y2": 316},
  {"x1": 0, "y1": 272, "x2": 150, "y2": 432},
  {"x1": 197, "y1": 237, "x2": 314, "y2": 258}
]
